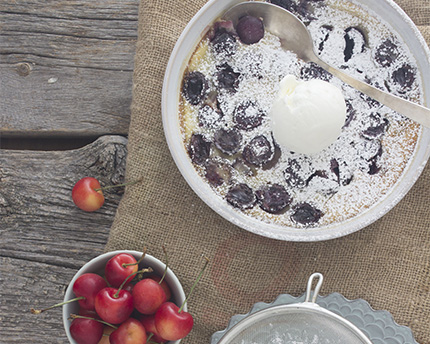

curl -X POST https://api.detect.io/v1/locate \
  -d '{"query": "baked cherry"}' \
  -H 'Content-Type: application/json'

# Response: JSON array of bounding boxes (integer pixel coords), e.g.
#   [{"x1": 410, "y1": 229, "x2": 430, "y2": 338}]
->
[
  {"x1": 242, "y1": 135, "x2": 273, "y2": 166},
  {"x1": 374, "y1": 38, "x2": 399, "y2": 67},
  {"x1": 214, "y1": 128, "x2": 242, "y2": 155},
  {"x1": 216, "y1": 63, "x2": 240, "y2": 92},
  {"x1": 316, "y1": 25, "x2": 333, "y2": 54},
  {"x1": 284, "y1": 159, "x2": 307, "y2": 188},
  {"x1": 300, "y1": 62, "x2": 332, "y2": 81},
  {"x1": 233, "y1": 100, "x2": 265, "y2": 130},
  {"x1": 226, "y1": 183, "x2": 256, "y2": 210},
  {"x1": 256, "y1": 184, "x2": 291, "y2": 214},
  {"x1": 270, "y1": 0, "x2": 297, "y2": 12},
  {"x1": 182, "y1": 71, "x2": 208, "y2": 105},
  {"x1": 291, "y1": 203, "x2": 323, "y2": 225},
  {"x1": 361, "y1": 113, "x2": 389, "y2": 140},
  {"x1": 392, "y1": 64, "x2": 416, "y2": 91},
  {"x1": 236, "y1": 15, "x2": 264, "y2": 45},
  {"x1": 210, "y1": 26, "x2": 237, "y2": 57},
  {"x1": 188, "y1": 134, "x2": 211, "y2": 165},
  {"x1": 344, "y1": 27, "x2": 366, "y2": 62}
]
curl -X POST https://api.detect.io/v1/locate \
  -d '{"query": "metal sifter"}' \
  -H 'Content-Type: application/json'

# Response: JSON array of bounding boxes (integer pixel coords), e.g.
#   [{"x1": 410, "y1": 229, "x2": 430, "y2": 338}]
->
[{"x1": 213, "y1": 273, "x2": 373, "y2": 344}]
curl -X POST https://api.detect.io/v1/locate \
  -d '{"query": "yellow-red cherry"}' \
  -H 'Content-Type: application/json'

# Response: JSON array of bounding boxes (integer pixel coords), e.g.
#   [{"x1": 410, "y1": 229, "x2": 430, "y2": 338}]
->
[
  {"x1": 109, "y1": 318, "x2": 147, "y2": 344},
  {"x1": 154, "y1": 302, "x2": 193, "y2": 341},
  {"x1": 72, "y1": 177, "x2": 105, "y2": 212}
]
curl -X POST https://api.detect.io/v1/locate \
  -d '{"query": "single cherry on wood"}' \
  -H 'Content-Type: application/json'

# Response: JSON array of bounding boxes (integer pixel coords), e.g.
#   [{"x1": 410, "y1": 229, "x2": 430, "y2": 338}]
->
[
  {"x1": 72, "y1": 177, "x2": 105, "y2": 212},
  {"x1": 72, "y1": 177, "x2": 142, "y2": 212}
]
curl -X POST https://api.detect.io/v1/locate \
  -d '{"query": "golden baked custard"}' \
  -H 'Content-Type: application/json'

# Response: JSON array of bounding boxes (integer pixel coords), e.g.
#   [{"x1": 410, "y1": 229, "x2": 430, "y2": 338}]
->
[{"x1": 179, "y1": 0, "x2": 422, "y2": 228}]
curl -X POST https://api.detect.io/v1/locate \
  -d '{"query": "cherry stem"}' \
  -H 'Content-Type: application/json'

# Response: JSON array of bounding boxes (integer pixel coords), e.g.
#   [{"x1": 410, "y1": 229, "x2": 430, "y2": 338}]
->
[
  {"x1": 95, "y1": 177, "x2": 143, "y2": 192},
  {"x1": 114, "y1": 267, "x2": 153, "y2": 298},
  {"x1": 122, "y1": 247, "x2": 147, "y2": 268},
  {"x1": 178, "y1": 256, "x2": 210, "y2": 313},
  {"x1": 146, "y1": 333, "x2": 155, "y2": 344},
  {"x1": 159, "y1": 245, "x2": 168, "y2": 285},
  {"x1": 69, "y1": 314, "x2": 118, "y2": 329},
  {"x1": 30, "y1": 296, "x2": 86, "y2": 314}
]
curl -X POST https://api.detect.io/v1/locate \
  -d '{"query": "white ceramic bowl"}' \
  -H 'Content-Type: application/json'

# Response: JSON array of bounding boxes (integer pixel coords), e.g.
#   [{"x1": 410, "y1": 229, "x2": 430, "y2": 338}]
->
[
  {"x1": 162, "y1": 0, "x2": 430, "y2": 241},
  {"x1": 63, "y1": 250, "x2": 186, "y2": 344}
]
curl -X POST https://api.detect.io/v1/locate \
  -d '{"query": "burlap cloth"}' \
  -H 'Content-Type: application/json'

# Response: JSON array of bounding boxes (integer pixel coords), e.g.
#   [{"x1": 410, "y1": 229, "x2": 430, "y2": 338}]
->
[{"x1": 106, "y1": 1, "x2": 430, "y2": 343}]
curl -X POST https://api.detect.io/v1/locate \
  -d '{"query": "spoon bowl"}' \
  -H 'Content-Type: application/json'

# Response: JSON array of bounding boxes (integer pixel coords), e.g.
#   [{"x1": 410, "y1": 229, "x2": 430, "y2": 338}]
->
[{"x1": 223, "y1": 1, "x2": 430, "y2": 127}]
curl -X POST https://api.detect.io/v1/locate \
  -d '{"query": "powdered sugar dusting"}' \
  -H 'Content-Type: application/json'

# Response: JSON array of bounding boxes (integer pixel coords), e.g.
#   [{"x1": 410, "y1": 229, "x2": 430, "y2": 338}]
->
[{"x1": 179, "y1": 0, "x2": 423, "y2": 228}]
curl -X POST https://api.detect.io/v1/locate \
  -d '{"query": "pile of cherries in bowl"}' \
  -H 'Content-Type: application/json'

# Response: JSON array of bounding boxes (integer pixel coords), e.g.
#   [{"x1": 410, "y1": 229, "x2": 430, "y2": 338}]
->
[{"x1": 32, "y1": 250, "x2": 203, "y2": 344}]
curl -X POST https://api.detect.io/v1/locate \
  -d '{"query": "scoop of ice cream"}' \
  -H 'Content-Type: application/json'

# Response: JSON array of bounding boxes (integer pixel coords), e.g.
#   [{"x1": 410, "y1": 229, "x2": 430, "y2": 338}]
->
[{"x1": 270, "y1": 75, "x2": 346, "y2": 155}]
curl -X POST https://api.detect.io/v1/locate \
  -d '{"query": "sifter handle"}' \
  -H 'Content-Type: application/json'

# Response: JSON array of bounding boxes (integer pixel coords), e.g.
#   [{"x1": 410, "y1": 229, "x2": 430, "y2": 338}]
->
[{"x1": 305, "y1": 273, "x2": 324, "y2": 303}]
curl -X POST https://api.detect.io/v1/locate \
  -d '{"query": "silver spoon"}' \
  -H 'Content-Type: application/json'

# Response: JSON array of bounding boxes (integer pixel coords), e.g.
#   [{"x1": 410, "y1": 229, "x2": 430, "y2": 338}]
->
[{"x1": 222, "y1": 1, "x2": 430, "y2": 128}]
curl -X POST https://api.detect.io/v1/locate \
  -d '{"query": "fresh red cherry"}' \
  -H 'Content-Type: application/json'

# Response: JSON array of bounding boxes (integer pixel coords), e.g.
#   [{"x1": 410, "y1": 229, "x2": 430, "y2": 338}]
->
[
  {"x1": 70, "y1": 316, "x2": 104, "y2": 344},
  {"x1": 109, "y1": 318, "x2": 147, "y2": 344},
  {"x1": 132, "y1": 278, "x2": 166, "y2": 315},
  {"x1": 72, "y1": 177, "x2": 143, "y2": 212},
  {"x1": 94, "y1": 287, "x2": 134, "y2": 324},
  {"x1": 154, "y1": 256, "x2": 209, "y2": 341},
  {"x1": 154, "y1": 302, "x2": 193, "y2": 341},
  {"x1": 72, "y1": 177, "x2": 105, "y2": 212},
  {"x1": 147, "y1": 274, "x2": 172, "y2": 301},
  {"x1": 139, "y1": 314, "x2": 166, "y2": 343},
  {"x1": 73, "y1": 273, "x2": 108, "y2": 310},
  {"x1": 105, "y1": 253, "x2": 139, "y2": 288}
]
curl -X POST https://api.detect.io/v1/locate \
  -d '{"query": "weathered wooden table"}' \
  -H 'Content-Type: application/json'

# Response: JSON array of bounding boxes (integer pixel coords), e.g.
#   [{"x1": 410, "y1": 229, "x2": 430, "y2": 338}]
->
[{"x1": 0, "y1": 1, "x2": 139, "y2": 342}]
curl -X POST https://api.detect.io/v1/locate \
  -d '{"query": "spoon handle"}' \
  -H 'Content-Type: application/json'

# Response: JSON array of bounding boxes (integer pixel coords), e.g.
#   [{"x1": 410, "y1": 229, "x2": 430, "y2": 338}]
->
[{"x1": 313, "y1": 57, "x2": 430, "y2": 128}]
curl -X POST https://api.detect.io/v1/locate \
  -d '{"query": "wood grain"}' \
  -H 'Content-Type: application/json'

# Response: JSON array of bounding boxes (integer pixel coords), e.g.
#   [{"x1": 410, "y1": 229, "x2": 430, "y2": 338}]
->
[
  {"x1": 0, "y1": 0, "x2": 139, "y2": 137},
  {"x1": 0, "y1": 135, "x2": 128, "y2": 343}
]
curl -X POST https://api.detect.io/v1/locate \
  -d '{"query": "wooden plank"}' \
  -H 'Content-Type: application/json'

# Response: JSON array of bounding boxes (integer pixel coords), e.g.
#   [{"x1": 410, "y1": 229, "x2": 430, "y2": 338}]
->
[
  {"x1": 0, "y1": 0, "x2": 139, "y2": 137},
  {"x1": 0, "y1": 135, "x2": 128, "y2": 342}
]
